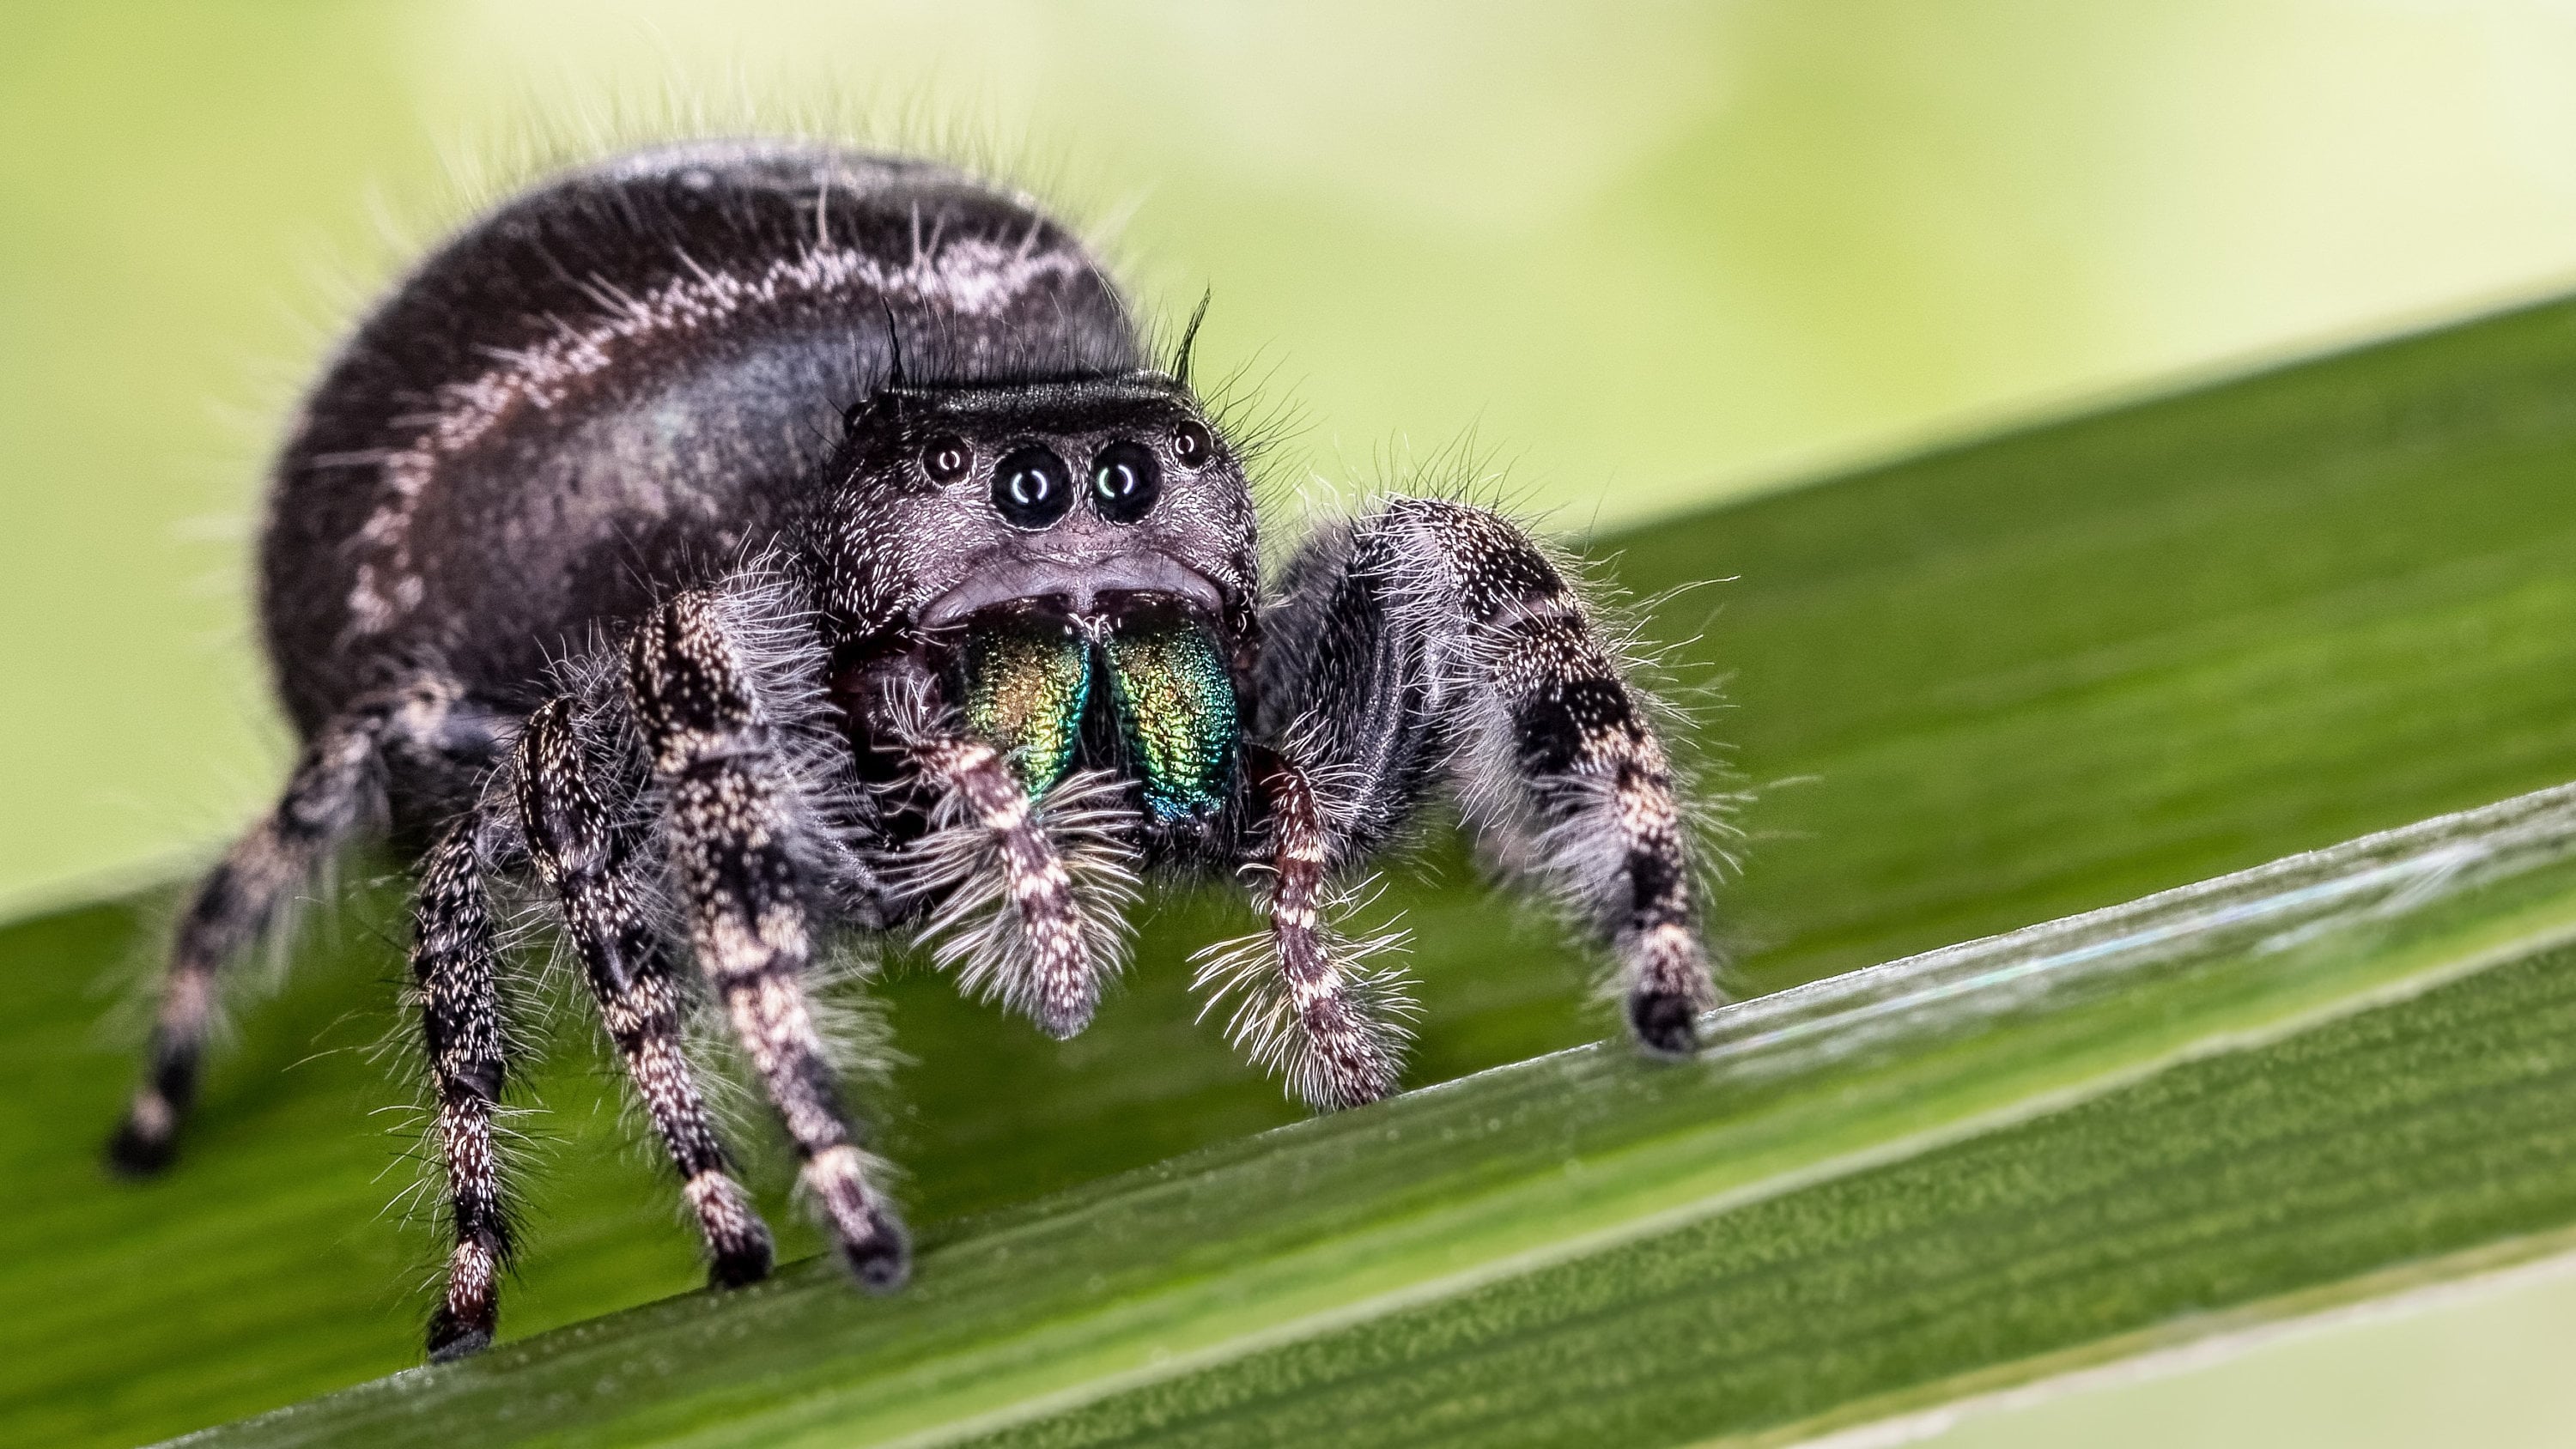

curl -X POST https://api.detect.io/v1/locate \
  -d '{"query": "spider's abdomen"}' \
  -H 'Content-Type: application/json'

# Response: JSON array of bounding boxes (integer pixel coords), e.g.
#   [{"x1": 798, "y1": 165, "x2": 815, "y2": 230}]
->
[{"x1": 261, "y1": 141, "x2": 1142, "y2": 734}]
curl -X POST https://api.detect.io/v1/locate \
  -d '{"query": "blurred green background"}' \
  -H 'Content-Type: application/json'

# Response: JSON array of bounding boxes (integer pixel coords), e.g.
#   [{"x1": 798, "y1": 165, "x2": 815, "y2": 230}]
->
[{"x1": 9, "y1": 1, "x2": 2576, "y2": 1443}]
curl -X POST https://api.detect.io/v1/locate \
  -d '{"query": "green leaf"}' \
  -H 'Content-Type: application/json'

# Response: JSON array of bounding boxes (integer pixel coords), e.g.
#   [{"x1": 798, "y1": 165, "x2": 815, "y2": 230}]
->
[
  {"x1": 6, "y1": 290, "x2": 2576, "y2": 1446},
  {"x1": 173, "y1": 785, "x2": 2576, "y2": 1446}
]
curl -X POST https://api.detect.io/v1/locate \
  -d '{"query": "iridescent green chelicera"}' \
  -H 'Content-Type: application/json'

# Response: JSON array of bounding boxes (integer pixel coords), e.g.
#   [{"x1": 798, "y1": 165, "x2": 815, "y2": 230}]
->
[
  {"x1": 959, "y1": 602, "x2": 1240, "y2": 817},
  {"x1": 961, "y1": 609, "x2": 1093, "y2": 795},
  {"x1": 1103, "y1": 609, "x2": 1239, "y2": 822}
]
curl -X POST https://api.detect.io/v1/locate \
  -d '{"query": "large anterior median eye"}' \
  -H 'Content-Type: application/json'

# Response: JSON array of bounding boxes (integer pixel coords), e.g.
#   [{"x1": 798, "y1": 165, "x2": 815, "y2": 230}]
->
[
  {"x1": 991, "y1": 445, "x2": 1073, "y2": 529},
  {"x1": 1091, "y1": 440, "x2": 1163, "y2": 524}
]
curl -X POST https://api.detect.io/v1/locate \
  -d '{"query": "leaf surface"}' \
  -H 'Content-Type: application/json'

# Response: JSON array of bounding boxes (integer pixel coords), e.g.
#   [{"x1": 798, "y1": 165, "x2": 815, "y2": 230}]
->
[
  {"x1": 4, "y1": 294, "x2": 2576, "y2": 1445},
  {"x1": 192, "y1": 785, "x2": 2576, "y2": 1447}
]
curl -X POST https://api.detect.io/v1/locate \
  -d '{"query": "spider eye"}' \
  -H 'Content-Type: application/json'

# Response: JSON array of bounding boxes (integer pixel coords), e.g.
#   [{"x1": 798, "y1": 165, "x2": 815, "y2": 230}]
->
[
  {"x1": 1171, "y1": 420, "x2": 1214, "y2": 469},
  {"x1": 920, "y1": 434, "x2": 974, "y2": 484},
  {"x1": 991, "y1": 445, "x2": 1073, "y2": 529},
  {"x1": 1091, "y1": 440, "x2": 1163, "y2": 524}
]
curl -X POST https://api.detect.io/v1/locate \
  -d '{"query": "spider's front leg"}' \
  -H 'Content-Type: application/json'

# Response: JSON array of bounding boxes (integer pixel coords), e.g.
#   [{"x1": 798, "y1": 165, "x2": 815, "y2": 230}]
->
[
  {"x1": 627, "y1": 593, "x2": 909, "y2": 1289},
  {"x1": 1196, "y1": 745, "x2": 1415, "y2": 1111},
  {"x1": 1255, "y1": 496, "x2": 1721, "y2": 1071},
  {"x1": 513, "y1": 698, "x2": 775, "y2": 1290}
]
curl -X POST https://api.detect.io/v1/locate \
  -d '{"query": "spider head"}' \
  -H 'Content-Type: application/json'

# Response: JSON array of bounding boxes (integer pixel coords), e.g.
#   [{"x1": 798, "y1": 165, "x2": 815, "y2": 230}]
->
[
  {"x1": 823, "y1": 372, "x2": 1258, "y2": 825},
  {"x1": 830, "y1": 371, "x2": 1256, "y2": 636}
]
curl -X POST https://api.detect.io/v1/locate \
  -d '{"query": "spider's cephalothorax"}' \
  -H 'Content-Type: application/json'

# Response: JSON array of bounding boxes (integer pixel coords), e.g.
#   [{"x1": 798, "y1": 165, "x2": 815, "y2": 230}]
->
[{"x1": 106, "y1": 141, "x2": 1722, "y2": 1361}]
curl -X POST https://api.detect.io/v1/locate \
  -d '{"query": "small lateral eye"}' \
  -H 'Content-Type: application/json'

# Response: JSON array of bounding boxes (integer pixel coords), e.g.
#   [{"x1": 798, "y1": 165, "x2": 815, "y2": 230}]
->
[
  {"x1": 1171, "y1": 420, "x2": 1214, "y2": 469},
  {"x1": 992, "y1": 445, "x2": 1074, "y2": 529},
  {"x1": 1091, "y1": 441, "x2": 1163, "y2": 524},
  {"x1": 920, "y1": 434, "x2": 974, "y2": 484}
]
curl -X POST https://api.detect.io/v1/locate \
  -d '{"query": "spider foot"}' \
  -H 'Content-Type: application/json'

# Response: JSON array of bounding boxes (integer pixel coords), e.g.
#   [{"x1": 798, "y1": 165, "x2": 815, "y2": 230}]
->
[
  {"x1": 834, "y1": 1207, "x2": 913, "y2": 1294},
  {"x1": 1626, "y1": 987, "x2": 1703, "y2": 1058},
  {"x1": 681, "y1": 1168, "x2": 775, "y2": 1290},
  {"x1": 805, "y1": 1144, "x2": 911, "y2": 1293},
  {"x1": 424, "y1": 1302, "x2": 495, "y2": 1363},
  {"x1": 708, "y1": 1237, "x2": 775, "y2": 1291},
  {"x1": 103, "y1": 1098, "x2": 179, "y2": 1177},
  {"x1": 1626, "y1": 921, "x2": 1716, "y2": 1058}
]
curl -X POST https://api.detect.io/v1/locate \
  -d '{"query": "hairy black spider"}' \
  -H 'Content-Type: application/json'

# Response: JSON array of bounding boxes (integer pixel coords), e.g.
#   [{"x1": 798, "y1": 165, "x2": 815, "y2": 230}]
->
[{"x1": 105, "y1": 141, "x2": 1722, "y2": 1361}]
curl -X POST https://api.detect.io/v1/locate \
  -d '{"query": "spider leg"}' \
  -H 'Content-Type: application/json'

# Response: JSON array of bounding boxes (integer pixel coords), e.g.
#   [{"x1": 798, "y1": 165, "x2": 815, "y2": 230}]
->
[
  {"x1": 412, "y1": 811, "x2": 517, "y2": 1361},
  {"x1": 1260, "y1": 496, "x2": 1720, "y2": 1058},
  {"x1": 514, "y1": 697, "x2": 775, "y2": 1290},
  {"x1": 626, "y1": 592, "x2": 908, "y2": 1290},
  {"x1": 107, "y1": 682, "x2": 470, "y2": 1174}
]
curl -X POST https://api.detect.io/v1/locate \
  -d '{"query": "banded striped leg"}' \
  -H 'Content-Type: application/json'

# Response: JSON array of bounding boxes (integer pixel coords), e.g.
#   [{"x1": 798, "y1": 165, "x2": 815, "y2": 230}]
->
[
  {"x1": 1210, "y1": 749, "x2": 1410, "y2": 1110},
  {"x1": 514, "y1": 699, "x2": 774, "y2": 1289},
  {"x1": 1259, "y1": 496, "x2": 1720, "y2": 1056},
  {"x1": 627, "y1": 594, "x2": 908, "y2": 1289},
  {"x1": 908, "y1": 737, "x2": 1100, "y2": 1038},
  {"x1": 413, "y1": 815, "x2": 515, "y2": 1361},
  {"x1": 108, "y1": 691, "x2": 421, "y2": 1173}
]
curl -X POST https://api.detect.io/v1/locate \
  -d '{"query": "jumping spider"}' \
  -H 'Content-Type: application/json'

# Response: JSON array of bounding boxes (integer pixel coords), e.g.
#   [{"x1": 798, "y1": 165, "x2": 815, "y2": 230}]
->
[{"x1": 106, "y1": 142, "x2": 1721, "y2": 1361}]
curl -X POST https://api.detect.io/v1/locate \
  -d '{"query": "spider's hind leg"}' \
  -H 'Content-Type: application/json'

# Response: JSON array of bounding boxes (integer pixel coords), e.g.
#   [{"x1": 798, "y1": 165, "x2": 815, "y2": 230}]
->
[
  {"x1": 411, "y1": 809, "x2": 519, "y2": 1361},
  {"x1": 513, "y1": 696, "x2": 774, "y2": 1289},
  {"x1": 107, "y1": 680, "x2": 485, "y2": 1175}
]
